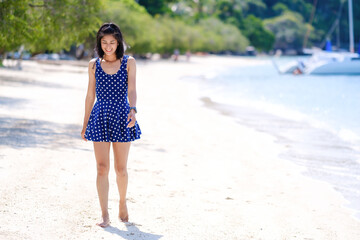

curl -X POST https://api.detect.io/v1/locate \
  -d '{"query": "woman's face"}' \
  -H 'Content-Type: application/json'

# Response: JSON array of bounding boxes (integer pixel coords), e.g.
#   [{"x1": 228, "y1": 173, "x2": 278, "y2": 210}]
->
[{"x1": 101, "y1": 34, "x2": 118, "y2": 57}]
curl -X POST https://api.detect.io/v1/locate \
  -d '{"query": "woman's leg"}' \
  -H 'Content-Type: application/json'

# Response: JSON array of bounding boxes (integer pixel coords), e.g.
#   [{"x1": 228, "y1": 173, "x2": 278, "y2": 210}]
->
[
  {"x1": 112, "y1": 142, "x2": 131, "y2": 222},
  {"x1": 93, "y1": 141, "x2": 111, "y2": 227}
]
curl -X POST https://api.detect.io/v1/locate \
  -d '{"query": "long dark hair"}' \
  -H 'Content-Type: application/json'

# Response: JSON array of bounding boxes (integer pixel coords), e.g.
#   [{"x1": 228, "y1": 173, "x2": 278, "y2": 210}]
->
[{"x1": 95, "y1": 23, "x2": 125, "y2": 59}]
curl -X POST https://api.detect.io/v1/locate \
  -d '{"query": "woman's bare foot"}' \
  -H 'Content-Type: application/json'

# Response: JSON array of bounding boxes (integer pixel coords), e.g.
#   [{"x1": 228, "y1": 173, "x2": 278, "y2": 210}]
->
[
  {"x1": 119, "y1": 202, "x2": 129, "y2": 222},
  {"x1": 96, "y1": 214, "x2": 110, "y2": 228}
]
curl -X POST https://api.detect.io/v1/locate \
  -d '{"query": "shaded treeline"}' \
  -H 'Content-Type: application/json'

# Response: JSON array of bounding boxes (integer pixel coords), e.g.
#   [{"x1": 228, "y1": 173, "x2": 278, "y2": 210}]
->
[{"x1": 0, "y1": 0, "x2": 359, "y2": 58}]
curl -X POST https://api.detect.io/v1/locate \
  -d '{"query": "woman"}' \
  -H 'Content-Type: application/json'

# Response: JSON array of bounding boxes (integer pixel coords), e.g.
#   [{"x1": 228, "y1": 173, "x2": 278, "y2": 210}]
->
[{"x1": 81, "y1": 23, "x2": 141, "y2": 228}]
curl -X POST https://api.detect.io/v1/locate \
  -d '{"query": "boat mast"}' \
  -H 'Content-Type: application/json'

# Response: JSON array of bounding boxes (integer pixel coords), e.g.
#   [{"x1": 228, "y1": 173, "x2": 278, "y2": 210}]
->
[
  {"x1": 302, "y1": 0, "x2": 318, "y2": 50},
  {"x1": 348, "y1": 0, "x2": 354, "y2": 52}
]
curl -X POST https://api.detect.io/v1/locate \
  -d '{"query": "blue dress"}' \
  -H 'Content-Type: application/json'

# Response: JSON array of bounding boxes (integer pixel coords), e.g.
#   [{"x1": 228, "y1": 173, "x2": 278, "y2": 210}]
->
[{"x1": 84, "y1": 55, "x2": 141, "y2": 142}]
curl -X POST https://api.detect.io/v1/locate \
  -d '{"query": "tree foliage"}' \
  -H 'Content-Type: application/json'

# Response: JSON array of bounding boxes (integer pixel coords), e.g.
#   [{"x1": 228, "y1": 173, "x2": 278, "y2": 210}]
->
[
  {"x1": 242, "y1": 15, "x2": 274, "y2": 51},
  {"x1": 101, "y1": 0, "x2": 248, "y2": 55},
  {"x1": 199, "y1": 17, "x2": 249, "y2": 52},
  {"x1": 264, "y1": 10, "x2": 309, "y2": 52},
  {"x1": 0, "y1": 0, "x2": 102, "y2": 55},
  {"x1": 100, "y1": 0, "x2": 156, "y2": 54},
  {"x1": 136, "y1": 0, "x2": 175, "y2": 16},
  {"x1": 2, "y1": 0, "x2": 359, "y2": 56}
]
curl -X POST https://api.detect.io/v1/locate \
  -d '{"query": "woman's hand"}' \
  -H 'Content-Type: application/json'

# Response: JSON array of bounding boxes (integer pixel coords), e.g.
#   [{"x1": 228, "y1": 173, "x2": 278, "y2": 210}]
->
[
  {"x1": 127, "y1": 110, "x2": 136, "y2": 128},
  {"x1": 81, "y1": 128, "x2": 87, "y2": 141}
]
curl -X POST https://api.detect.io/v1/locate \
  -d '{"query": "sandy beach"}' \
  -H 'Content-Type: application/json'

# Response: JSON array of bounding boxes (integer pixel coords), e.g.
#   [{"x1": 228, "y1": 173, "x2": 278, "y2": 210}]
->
[{"x1": 1, "y1": 55, "x2": 360, "y2": 239}]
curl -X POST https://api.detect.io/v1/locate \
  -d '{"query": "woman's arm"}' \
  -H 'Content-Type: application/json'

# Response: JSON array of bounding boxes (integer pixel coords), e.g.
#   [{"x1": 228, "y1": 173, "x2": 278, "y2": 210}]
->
[
  {"x1": 127, "y1": 56, "x2": 137, "y2": 128},
  {"x1": 81, "y1": 59, "x2": 96, "y2": 140}
]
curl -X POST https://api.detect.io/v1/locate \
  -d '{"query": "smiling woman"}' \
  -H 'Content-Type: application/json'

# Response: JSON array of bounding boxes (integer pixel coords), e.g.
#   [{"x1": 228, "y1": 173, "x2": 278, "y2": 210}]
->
[
  {"x1": 99, "y1": 34, "x2": 123, "y2": 75},
  {"x1": 81, "y1": 22, "x2": 141, "y2": 228},
  {"x1": 102, "y1": 37, "x2": 117, "y2": 53}
]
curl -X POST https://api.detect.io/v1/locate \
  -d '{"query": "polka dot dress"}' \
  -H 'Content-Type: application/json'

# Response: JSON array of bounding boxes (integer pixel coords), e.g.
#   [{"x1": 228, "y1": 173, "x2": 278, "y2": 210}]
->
[{"x1": 84, "y1": 55, "x2": 141, "y2": 142}]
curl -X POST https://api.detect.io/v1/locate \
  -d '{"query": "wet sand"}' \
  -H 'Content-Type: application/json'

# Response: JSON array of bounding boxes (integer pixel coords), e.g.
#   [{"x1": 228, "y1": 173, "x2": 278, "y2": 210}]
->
[{"x1": 0, "y1": 56, "x2": 360, "y2": 239}]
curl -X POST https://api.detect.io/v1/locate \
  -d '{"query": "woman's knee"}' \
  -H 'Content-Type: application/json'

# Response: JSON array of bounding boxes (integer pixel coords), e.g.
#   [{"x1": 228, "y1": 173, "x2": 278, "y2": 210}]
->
[
  {"x1": 97, "y1": 162, "x2": 109, "y2": 176},
  {"x1": 115, "y1": 165, "x2": 127, "y2": 177}
]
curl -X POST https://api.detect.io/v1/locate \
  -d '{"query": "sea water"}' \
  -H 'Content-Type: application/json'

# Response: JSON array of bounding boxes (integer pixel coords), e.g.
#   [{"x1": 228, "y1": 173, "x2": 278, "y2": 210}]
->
[{"x1": 182, "y1": 56, "x2": 360, "y2": 220}]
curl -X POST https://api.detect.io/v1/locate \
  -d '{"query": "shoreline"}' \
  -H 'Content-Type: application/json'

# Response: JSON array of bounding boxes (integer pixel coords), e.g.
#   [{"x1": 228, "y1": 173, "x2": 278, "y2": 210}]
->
[
  {"x1": 1, "y1": 57, "x2": 360, "y2": 239},
  {"x1": 186, "y1": 57, "x2": 360, "y2": 222},
  {"x1": 200, "y1": 96, "x2": 360, "y2": 222}
]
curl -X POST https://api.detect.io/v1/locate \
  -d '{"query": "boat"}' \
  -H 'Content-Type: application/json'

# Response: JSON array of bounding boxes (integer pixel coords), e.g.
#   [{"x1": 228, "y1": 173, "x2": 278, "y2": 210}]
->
[
  {"x1": 273, "y1": 50, "x2": 360, "y2": 75},
  {"x1": 300, "y1": 51, "x2": 360, "y2": 75},
  {"x1": 273, "y1": 0, "x2": 360, "y2": 75}
]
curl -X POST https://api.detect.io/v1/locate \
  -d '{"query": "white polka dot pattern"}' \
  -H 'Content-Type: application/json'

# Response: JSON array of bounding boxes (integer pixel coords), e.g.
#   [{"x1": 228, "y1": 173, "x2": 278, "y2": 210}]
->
[{"x1": 84, "y1": 55, "x2": 142, "y2": 142}]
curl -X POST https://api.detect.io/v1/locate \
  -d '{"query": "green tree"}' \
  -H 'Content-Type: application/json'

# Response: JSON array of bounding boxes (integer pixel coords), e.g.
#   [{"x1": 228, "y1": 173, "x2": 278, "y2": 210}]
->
[
  {"x1": 242, "y1": 15, "x2": 275, "y2": 51},
  {"x1": 272, "y1": 3, "x2": 288, "y2": 15},
  {"x1": 100, "y1": 0, "x2": 157, "y2": 54},
  {"x1": 136, "y1": 0, "x2": 176, "y2": 16},
  {"x1": 264, "y1": 10, "x2": 310, "y2": 52},
  {"x1": 0, "y1": 0, "x2": 102, "y2": 56},
  {"x1": 155, "y1": 16, "x2": 195, "y2": 54},
  {"x1": 239, "y1": 0, "x2": 267, "y2": 18},
  {"x1": 199, "y1": 17, "x2": 249, "y2": 53},
  {"x1": 215, "y1": 0, "x2": 243, "y2": 28}
]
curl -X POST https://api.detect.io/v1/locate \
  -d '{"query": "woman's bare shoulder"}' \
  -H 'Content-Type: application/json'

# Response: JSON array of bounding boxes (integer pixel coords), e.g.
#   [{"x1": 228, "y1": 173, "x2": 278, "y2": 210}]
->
[
  {"x1": 127, "y1": 56, "x2": 136, "y2": 64},
  {"x1": 127, "y1": 55, "x2": 135, "y2": 60},
  {"x1": 126, "y1": 56, "x2": 136, "y2": 73},
  {"x1": 89, "y1": 58, "x2": 98, "y2": 65},
  {"x1": 88, "y1": 58, "x2": 98, "y2": 71}
]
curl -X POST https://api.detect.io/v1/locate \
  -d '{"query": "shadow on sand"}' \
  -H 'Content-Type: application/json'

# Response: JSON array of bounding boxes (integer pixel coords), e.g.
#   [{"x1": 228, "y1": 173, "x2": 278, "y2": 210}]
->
[
  {"x1": 104, "y1": 222, "x2": 162, "y2": 240},
  {"x1": 0, "y1": 74, "x2": 69, "y2": 89},
  {"x1": 0, "y1": 116, "x2": 87, "y2": 150},
  {"x1": 0, "y1": 96, "x2": 28, "y2": 109}
]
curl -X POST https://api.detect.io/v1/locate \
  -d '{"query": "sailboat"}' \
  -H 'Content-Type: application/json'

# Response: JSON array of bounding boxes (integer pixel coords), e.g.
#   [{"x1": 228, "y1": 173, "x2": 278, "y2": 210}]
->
[
  {"x1": 274, "y1": 0, "x2": 360, "y2": 75},
  {"x1": 297, "y1": 50, "x2": 360, "y2": 75}
]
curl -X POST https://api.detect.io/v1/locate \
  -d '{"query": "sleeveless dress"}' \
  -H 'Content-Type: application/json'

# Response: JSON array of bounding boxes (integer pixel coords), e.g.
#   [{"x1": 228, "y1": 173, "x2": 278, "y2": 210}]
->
[{"x1": 84, "y1": 55, "x2": 141, "y2": 142}]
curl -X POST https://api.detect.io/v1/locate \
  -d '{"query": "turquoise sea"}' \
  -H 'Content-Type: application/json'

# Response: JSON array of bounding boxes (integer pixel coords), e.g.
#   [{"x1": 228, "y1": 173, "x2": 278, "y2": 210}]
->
[{"x1": 183, "y1": 56, "x2": 360, "y2": 220}]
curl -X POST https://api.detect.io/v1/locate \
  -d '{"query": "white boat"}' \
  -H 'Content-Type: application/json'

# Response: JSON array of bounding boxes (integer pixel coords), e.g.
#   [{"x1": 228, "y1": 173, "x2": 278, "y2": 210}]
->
[
  {"x1": 301, "y1": 51, "x2": 360, "y2": 75},
  {"x1": 272, "y1": 58, "x2": 302, "y2": 74},
  {"x1": 274, "y1": 0, "x2": 360, "y2": 75},
  {"x1": 273, "y1": 51, "x2": 360, "y2": 75}
]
